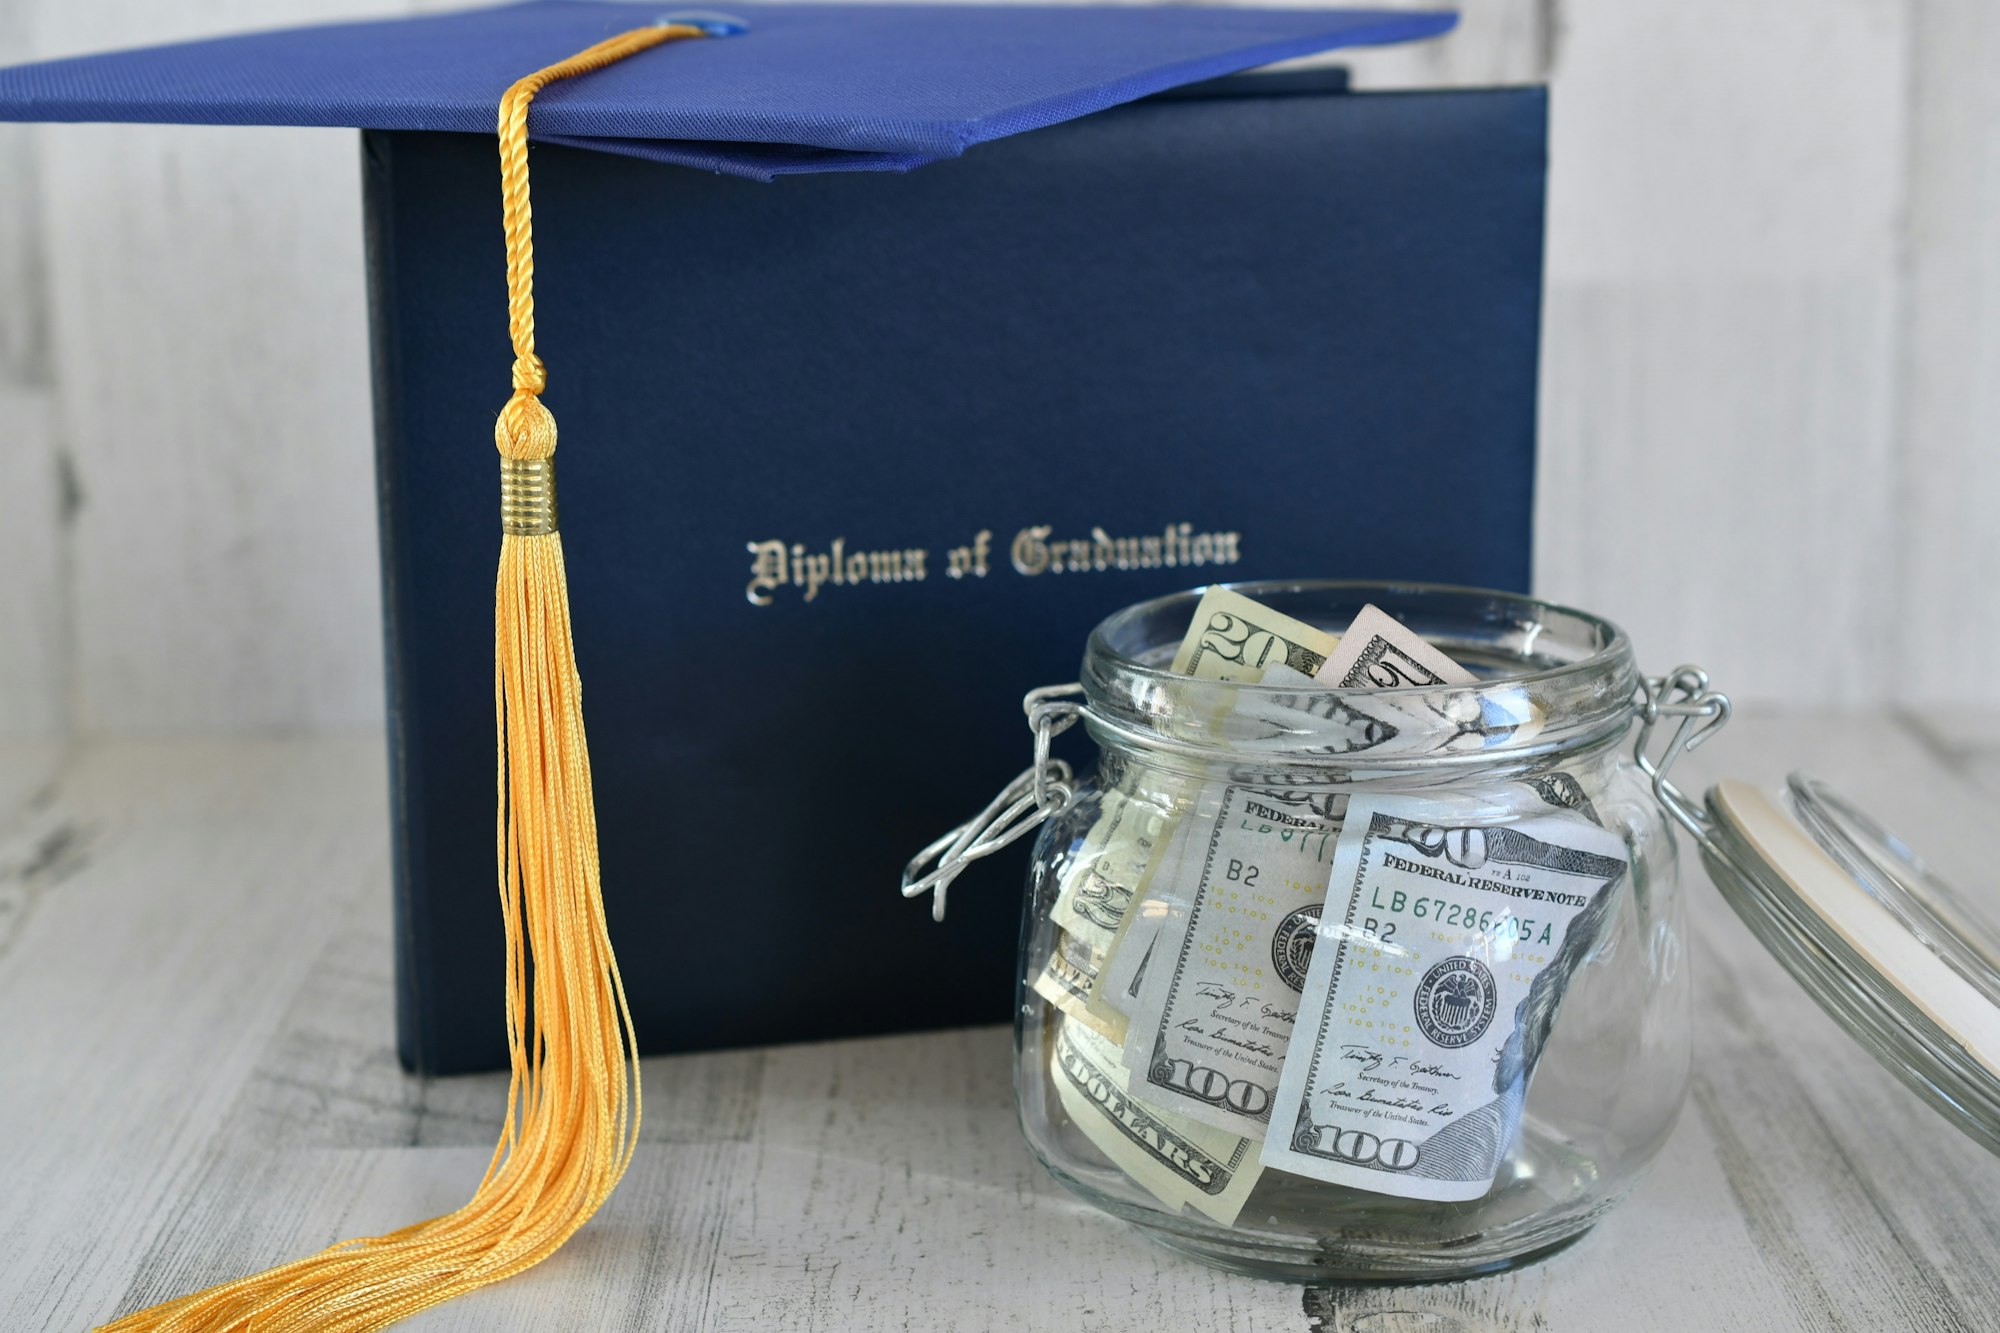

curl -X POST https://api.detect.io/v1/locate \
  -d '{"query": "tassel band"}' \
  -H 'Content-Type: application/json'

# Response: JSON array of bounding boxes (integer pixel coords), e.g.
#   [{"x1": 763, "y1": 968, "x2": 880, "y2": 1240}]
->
[{"x1": 501, "y1": 456, "x2": 559, "y2": 535}]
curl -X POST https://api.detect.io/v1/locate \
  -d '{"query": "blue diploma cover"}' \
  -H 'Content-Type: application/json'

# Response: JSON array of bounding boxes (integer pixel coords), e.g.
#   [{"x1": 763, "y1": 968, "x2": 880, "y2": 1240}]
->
[{"x1": 370, "y1": 75, "x2": 1546, "y2": 1070}]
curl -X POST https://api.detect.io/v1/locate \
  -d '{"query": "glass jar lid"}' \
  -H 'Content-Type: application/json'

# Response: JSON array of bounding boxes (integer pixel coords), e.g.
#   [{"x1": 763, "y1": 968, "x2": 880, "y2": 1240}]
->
[{"x1": 1703, "y1": 774, "x2": 2000, "y2": 1156}]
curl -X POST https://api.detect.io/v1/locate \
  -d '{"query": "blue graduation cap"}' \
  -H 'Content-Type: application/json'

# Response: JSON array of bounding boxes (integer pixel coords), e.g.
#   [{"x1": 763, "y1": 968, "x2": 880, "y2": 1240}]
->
[{"x1": 0, "y1": 1, "x2": 1453, "y2": 178}]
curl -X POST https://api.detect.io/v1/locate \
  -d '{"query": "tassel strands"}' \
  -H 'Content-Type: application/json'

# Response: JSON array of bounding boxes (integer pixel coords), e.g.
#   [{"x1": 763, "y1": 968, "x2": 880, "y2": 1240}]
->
[{"x1": 99, "y1": 24, "x2": 701, "y2": 1332}]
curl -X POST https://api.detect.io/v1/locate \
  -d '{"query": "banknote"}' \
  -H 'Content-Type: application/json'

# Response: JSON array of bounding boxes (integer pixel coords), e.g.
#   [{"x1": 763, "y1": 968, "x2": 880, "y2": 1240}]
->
[
  {"x1": 1313, "y1": 603, "x2": 1478, "y2": 690},
  {"x1": 1308, "y1": 604, "x2": 1542, "y2": 754},
  {"x1": 1171, "y1": 586, "x2": 1341, "y2": 680},
  {"x1": 1050, "y1": 1017, "x2": 1262, "y2": 1225},
  {"x1": 1086, "y1": 814, "x2": 1198, "y2": 1030},
  {"x1": 1048, "y1": 589, "x2": 1343, "y2": 1014},
  {"x1": 1050, "y1": 784, "x2": 1168, "y2": 954},
  {"x1": 1260, "y1": 794, "x2": 1629, "y2": 1202},
  {"x1": 1235, "y1": 662, "x2": 1409, "y2": 759},
  {"x1": 1518, "y1": 770, "x2": 1600, "y2": 827},
  {"x1": 1031, "y1": 930, "x2": 1122, "y2": 1040},
  {"x1": 1089, "y1": 926, "x2": 1157, "y2": 1029},
  {"x1": 1121, "y1": 784, "x2": 1343, "y2": 1137}
]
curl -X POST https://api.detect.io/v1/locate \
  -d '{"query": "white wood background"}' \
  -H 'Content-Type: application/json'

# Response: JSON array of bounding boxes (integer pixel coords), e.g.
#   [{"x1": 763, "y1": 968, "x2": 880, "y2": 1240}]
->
[{"x1": 0, "y1": 0, "x2": 1995, "y2": 741}]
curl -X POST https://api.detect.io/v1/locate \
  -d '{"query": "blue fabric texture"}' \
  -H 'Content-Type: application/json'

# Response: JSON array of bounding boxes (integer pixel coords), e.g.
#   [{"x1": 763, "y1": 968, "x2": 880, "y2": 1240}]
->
[{"x1": 0, "y1": 2, "x2": 1453, "y2": 179}]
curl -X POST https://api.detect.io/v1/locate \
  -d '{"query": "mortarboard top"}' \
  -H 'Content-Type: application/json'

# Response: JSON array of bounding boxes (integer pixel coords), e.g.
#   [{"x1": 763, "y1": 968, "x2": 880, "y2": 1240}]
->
[{"x1": 0, "y1": 1, "x2": 1455, "y2": 180}]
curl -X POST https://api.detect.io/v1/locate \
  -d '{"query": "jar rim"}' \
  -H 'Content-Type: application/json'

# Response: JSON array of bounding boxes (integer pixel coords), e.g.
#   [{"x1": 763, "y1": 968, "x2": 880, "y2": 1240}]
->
[
  {"x1": 1086, "y1": 578, "x2": 1633, "y2": 691},
  {"x1": 1079, "y1": 579, "x2": 1642, "y2": 770}
]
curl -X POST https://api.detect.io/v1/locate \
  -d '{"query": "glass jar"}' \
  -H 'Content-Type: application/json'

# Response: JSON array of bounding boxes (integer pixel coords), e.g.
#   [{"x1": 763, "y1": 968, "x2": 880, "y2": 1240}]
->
[{"x1": 912, "y1": 581, "x2": 1715, "y2": 1282}]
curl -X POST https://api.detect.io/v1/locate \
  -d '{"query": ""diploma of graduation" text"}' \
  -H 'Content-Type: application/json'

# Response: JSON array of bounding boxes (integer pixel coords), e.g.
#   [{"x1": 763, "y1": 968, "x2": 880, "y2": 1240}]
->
[{"x1": 744, "y1": 522, "x2": 1243, "y2": 606}]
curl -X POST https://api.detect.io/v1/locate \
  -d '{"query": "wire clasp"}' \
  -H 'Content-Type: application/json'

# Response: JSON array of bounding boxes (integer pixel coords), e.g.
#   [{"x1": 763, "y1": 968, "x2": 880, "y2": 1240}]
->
[
  {"x1": 1633, "y1": 665, "x2": 1732, "y2": 843},
  {"x1": 901, "y1": 683, "x2": 1085, "y2": 922}
]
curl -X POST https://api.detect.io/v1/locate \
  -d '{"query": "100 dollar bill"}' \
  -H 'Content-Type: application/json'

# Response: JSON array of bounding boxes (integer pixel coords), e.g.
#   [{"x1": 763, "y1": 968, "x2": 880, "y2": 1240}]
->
[
  {"x1": 1121, "y1": 783, "x2": 1343, "y2": 1137},
  {"x1": 1051, "y1": 1017, "x2": 1262, "y2": 1225},
  {"x1": 1261, "y1": 794, "x2": 1629, "y2": 1202}
]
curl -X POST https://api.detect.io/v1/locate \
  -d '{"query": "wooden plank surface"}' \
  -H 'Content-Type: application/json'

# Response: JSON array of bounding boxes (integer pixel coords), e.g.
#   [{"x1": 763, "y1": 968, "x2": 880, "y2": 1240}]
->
[{"x1": 3, "y1": 712, "x2": 1998, "y2": 1332}]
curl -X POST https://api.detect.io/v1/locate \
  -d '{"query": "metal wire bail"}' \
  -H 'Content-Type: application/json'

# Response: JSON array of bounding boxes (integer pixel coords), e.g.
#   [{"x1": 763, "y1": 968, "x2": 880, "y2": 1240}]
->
[
  {"x1": 1633, "y1": 665, "x2": 1733, "y2": 843},
  {"x1": 902, "y1": 683, "x2": 1085, "y2": 921}
]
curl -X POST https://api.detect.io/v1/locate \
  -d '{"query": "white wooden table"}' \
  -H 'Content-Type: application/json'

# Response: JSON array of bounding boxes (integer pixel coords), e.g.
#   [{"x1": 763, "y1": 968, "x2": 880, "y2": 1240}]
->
[{"x1": 3, "y1": 711, "x2": 1998, "y2": 1332}]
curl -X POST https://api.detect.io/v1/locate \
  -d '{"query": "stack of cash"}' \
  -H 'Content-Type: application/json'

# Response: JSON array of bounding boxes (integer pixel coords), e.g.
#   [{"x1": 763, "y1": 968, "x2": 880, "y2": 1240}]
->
[{"x1": 1034, "y1": 590, "x2": 1629, "y2": 1223}]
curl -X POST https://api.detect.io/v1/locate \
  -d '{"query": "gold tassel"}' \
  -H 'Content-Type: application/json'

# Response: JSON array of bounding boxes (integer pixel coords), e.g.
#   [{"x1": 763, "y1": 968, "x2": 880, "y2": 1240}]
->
[{"x1": 99, "y1": 25, "x2": 700, "y2": 1332}]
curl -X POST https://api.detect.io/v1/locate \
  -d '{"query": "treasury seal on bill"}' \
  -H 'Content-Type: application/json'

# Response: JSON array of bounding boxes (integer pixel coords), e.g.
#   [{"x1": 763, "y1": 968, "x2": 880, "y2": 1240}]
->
[{"x1": 1413, "y1": 956, "x2": 1498, "y2": 1048}]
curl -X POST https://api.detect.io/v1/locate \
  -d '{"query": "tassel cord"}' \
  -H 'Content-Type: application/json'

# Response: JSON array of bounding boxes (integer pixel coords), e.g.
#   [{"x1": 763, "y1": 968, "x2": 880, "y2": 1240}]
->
[{"x1": 98, "y1": 23, "x2": 699, "y2": 1333}]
